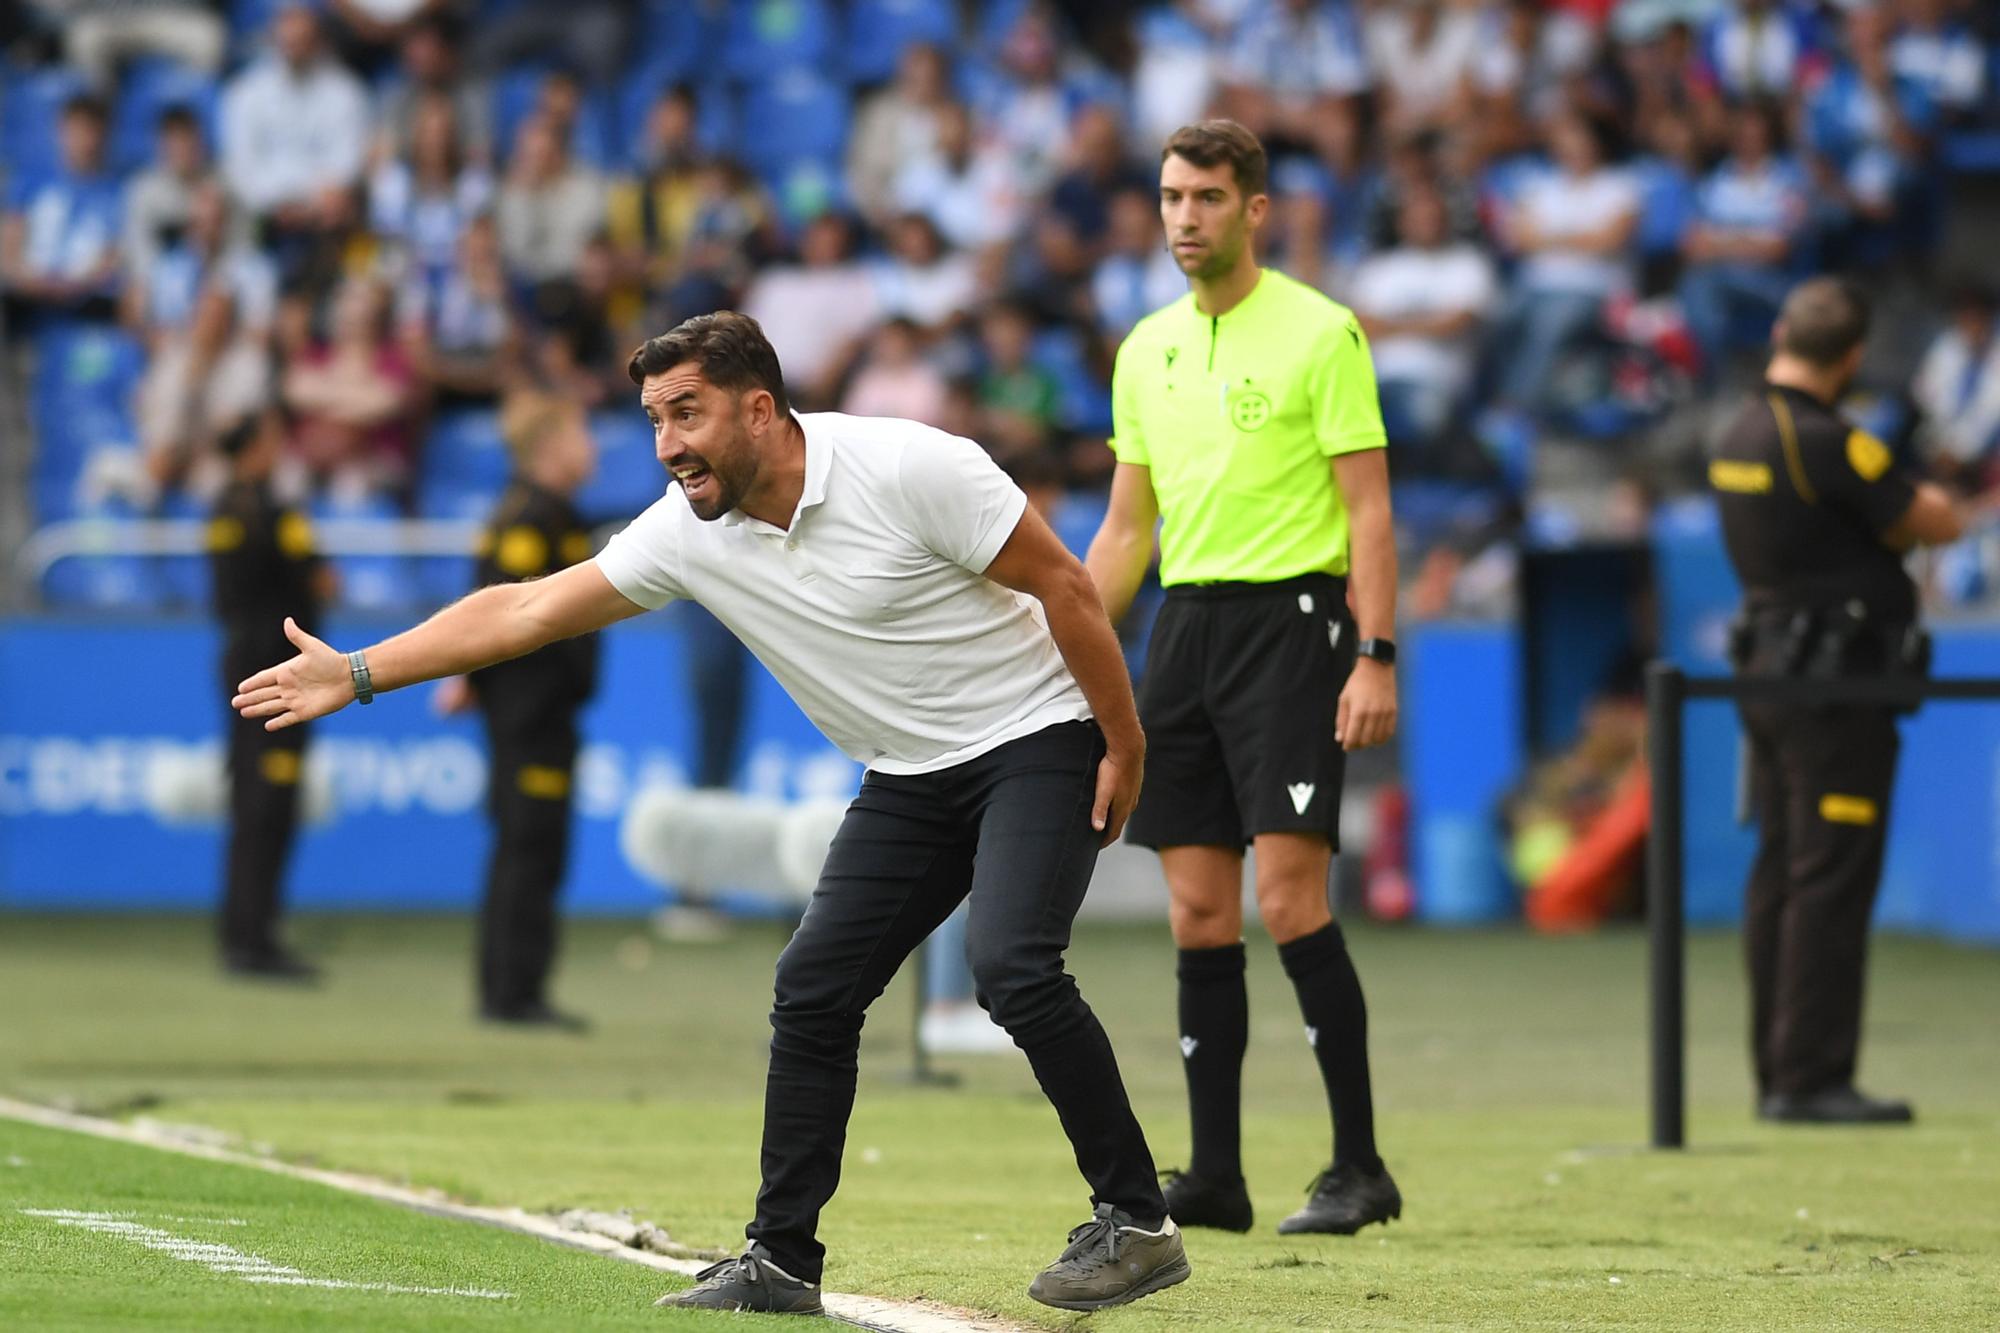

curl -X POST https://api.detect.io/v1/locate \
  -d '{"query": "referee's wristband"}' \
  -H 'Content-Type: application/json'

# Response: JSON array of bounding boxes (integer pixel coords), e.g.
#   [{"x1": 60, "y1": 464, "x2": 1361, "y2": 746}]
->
[{"x1": 347, "y1": 649, "x2": 375, "y2": 706}]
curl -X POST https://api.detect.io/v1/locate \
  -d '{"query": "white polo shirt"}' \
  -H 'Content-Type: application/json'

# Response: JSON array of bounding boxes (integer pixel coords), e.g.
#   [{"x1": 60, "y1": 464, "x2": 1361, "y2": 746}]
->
[{"x1": 595, "y1": 412, "x2": 1092, "y2": 775}]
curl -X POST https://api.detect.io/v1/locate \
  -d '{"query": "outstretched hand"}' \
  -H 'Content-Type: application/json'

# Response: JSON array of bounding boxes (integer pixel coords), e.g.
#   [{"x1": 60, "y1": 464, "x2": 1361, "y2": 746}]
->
[{"x1": 231, "y1": 618, "x2": 355, "y2": 731}]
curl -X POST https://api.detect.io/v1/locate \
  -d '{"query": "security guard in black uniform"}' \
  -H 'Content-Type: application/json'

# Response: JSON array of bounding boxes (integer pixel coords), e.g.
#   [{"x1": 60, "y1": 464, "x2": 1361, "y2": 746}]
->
[
  {"x1": 210, "y1": 408, "x2": 330, "y2": 980},
  {"x1": 438, "y1": 392, "x2": 601, "y2": 1028},
  {"x1": 1709, "y1": 278, "x2": 1964, "y2": 1124}
]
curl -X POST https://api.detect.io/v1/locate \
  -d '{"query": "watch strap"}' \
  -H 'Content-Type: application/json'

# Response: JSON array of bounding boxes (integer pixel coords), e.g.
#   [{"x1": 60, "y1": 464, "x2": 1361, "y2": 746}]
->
[{"x1": 348, "y1": 649, "x2": 375, "y2": 705}]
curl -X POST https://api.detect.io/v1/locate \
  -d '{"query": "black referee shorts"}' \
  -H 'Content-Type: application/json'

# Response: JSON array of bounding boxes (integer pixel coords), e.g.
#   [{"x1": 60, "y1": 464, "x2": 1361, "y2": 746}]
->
[{"x1": 1125, "y1": 573, "x2": 1357, "y2": 851}]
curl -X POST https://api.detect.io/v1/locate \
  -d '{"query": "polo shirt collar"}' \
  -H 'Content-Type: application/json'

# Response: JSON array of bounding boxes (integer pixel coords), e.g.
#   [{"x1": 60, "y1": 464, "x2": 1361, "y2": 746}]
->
[{"x1": 720, "y1": 413, "x2": 829, "y2": 531}]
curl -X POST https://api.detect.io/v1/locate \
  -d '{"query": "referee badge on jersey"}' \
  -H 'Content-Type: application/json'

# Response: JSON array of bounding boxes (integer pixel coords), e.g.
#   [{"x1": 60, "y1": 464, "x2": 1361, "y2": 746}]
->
[{"x1": 1228, "y1": 381, "x2": 1271, "y2": 432}]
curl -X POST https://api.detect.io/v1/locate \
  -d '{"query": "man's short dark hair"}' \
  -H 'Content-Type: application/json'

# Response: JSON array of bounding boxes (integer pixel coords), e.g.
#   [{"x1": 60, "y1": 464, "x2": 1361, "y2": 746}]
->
[
  {"x1": 627, "y1": 310, "x2": 791, "y2": 414},
  {"x1": 1162, "y1": 119, "x2": 1268, "y2": 199},
  {"x1": 156, "y1": 104, "x2": 200, "y2": 134},
  {"x1": 61, "y1": 93, "x2": 109, "y2": 125},
  {"x1": 1776, "y1": 277, "x2": 1872, "y2": 366}
]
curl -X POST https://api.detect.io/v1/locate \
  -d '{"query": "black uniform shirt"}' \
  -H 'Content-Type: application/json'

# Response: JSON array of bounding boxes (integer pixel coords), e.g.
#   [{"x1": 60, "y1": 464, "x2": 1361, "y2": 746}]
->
[
  {"x1": 208, "y1": 479, "x2": 323, "y2": 645},
  {"x1": 470, "y1": 479, "x2": 600, "y2": 713},
  {"x1": 1710, "y1": 382, "x2": 1919, "y2": 624}
]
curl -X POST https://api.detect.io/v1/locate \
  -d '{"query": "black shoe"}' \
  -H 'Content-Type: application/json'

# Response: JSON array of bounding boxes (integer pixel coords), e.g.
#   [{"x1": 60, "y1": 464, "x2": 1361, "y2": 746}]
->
[
  {"x1": 1027, "y1": 1202, "x2": 1190, "y2": 1312},
  {"x1": 653, "y1": 1250, "x2": 823, "y2": 1314},
  {"x1": 222, "y1": 949, "x2": 320, "y2": 984},
  {"x1": 1758, "y1": 1086, "x2": 1914, "y2": 1125},
  {"x1": 1278, "y1": 1161, "x2": 1402, "y2": 1235},
  {"x1": 479, "y1": 1001, "x2": 590, "y2": 1033},
  {"x1": 1161, "y1": 1167, "x2": 1254, "y2": 1232}
]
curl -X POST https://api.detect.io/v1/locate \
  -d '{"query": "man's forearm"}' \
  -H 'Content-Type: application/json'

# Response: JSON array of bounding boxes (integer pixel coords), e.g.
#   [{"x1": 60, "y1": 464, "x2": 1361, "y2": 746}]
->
[
  {"x1": 1084, "y1": 528, "x2": 1152, "y2": 626},
  {"x1": 1042, "y1": 574, "x2": 1146, "y2": 759},
  {"x1": 1349, "y1": 497, "x2": 1398, "y2": 640},
  {"x1": 358, "y1": 581, "x2": 556, "y2": 693}
]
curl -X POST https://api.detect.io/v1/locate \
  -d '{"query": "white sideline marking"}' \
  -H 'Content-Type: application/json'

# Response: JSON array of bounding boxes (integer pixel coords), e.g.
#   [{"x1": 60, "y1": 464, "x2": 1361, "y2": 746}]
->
[
  {"x1": 19, "y1": 1209, "x2": 511, "y2": 1300},
  {"x1": 0, "y1": 1097, "x2": 1025, "y2": 1333}
]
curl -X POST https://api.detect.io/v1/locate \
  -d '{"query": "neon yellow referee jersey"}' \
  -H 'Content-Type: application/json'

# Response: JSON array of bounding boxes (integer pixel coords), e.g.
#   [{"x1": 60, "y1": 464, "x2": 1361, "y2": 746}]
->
[{"x1": 1110, "y1": 267, "x2": 1386, "y2": 585}]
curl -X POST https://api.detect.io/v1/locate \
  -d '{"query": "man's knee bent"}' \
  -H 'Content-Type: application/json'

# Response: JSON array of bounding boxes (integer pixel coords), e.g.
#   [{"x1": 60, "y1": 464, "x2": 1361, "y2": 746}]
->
[
  {"x1": 1163, "y1": 846, "x2": 1246, "y2": 947},
  {"x1": 1253, "y1": 837, "x2": 1334, "y2": 943}
]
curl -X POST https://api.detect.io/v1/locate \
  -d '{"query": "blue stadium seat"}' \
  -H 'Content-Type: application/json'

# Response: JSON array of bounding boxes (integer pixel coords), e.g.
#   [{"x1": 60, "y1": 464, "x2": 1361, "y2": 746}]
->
[
  {"x1": 157, "y1": 489, "x2": 213, "y2": 610},
  {"x1": 631, "y1": 0, "x2": 718, "y2": 85},
  {"x1": 416, "y1": 554, "x2": 477, "y2": 608},
  {"x1": 39, "y1": 497, "x2": 167, "y2": 612},
  {"x1": 31, "y1": 324, "x2": 142, "y2": 486},
  {"x1": 112, "y1": 58, "x2": 220, "y2": 175},
  {"x1": 721, "y1": 0, "x2": 839, "y2": 82},
  {"x1": 421, "y1": 407, "x2": 512, "y2": 492},
  {"x1": 736, "y1": 67, "x2": 849, "y2": 171},
  {"x1": 1047, "y1": 490, "x2": 1109, "y2": 560},
  {"x1": 754, "y1": 153, "x2": 847, "y2": 228},
  {"x1": 1031, "y1": 328, "x2": 1112, "y2": 436},
  {"x1": 575, "y1": 411, "x2": 665, "y2": 522},
  {"x1": 970, "y1": 0, "x2": 1034, "y2": 56},
  {"x1": 491, "y1": 65, "x2": 620, "y2": 170},
  {"x1": 845, "y1": 0, "x2": 958, "y2": 85},
  {"x1": 2, "y1": 66, "x2": 89, "y2": 184},
  {"x1": 229, "y1": 0, "x2": 293, "y2": 42},
  {"x1": 312, "y1": 493, "x2": 423, "y2": 615}
]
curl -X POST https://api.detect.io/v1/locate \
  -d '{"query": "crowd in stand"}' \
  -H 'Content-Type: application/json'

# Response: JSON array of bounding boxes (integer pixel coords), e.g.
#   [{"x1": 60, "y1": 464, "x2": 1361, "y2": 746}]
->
[{"x1": 5, "y1": 0, "x2": 2000, "y2": 612}]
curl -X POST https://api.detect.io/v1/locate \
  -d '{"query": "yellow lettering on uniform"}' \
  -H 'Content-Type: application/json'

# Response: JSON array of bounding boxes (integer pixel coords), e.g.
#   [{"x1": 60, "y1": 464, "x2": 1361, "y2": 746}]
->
[
  {"x1": 560, "y1": 531, "x2": 593, "y2": 567},
  {"x1": 206, "y1": 516, "x2": 245, "y2": 551},
  {"x1": 259, "y1": 750, "x2": 302, "y2": 785},
  {"x1": 517, "y1": 764, "x2": 570, "y2": 799},
  {"x1": 1819, "y1": 793, "x2": 1878, "y2": 826},
  {"x1": 496, "y1": 526, "x2": 548, "y2": 577},
  {"x1": 1846, "y1": 430, "x2": 1891, "y2": 482},
  {"x1": 1709, "y1": 460, "x2": 1773, "y2": 494},
  {"x1": 276, "y1": 512, "x2": 315, "y2": 559}
]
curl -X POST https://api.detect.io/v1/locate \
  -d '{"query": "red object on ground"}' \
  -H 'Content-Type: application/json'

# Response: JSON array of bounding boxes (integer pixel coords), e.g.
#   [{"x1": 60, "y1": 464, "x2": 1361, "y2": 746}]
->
[
  {"x1": 1365, "y1": 784, "x2": 1415, "y2": 922},
  {"x1": 1526, "y1": 762, "x2": 1651, "y2": 931}
]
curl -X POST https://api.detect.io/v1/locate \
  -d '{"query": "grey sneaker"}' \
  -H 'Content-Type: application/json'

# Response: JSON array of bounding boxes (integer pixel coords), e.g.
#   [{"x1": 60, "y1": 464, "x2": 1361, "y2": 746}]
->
[
  {"x1": 653, "y1": 1250, "x2": 823, "y2": 1314},
  {"x1": 1027, "y1": 1202, "x2": 1191, "y2": 1312},
  {"x1": 1278, "y1": 1162, "x2": 1402, "y2": 1235}
]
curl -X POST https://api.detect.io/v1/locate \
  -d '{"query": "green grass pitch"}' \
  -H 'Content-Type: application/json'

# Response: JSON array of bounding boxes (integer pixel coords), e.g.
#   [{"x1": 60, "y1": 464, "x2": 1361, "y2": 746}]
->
[{"x1": 3, "y1": 914, "x2": 1997, "y2": 1330}]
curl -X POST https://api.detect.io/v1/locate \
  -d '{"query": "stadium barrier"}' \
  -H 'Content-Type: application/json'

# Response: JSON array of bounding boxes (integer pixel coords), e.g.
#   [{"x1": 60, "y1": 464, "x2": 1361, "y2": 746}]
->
[{"x1": 1644, "y1": 662, "x2": 2000, "y2": 1149}]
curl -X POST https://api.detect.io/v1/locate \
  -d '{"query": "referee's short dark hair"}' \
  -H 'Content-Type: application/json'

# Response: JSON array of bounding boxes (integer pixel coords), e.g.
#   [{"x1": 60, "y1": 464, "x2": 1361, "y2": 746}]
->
[
  {"x1": 628, "y1": 310, "x2": 791, "y2": 415},
  {"x1": 1163, "y1": 119, "x2": 1268, "y2": 200},
  {"x1": 1775, "y1": 277, "x2": 1871, "y2": 366}
]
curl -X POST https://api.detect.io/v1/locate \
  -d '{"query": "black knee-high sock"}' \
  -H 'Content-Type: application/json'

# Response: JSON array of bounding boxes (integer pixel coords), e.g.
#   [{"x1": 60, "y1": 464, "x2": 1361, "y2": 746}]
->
[
  {"x1": 1177, "y1": 942, "x2": 1248, "y2": 1182},
  {"x1": 1278, "y1": 922, "x2": 1382, "y2": 1173}
]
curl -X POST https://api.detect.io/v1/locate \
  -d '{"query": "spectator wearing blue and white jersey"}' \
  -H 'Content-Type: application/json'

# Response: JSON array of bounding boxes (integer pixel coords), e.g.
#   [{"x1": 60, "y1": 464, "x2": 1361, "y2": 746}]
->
[
  {"x1": 1221, "y1": 0, "x2": 1372, "y2": 145},
  {"x1": 1490, "y1": 112, "x2": 1640, "y2": 415},
  {"x1": 1888, "y1": 0, "x2": 1988, "y2": 125},
  {"x1": 1694, "y1": 0, "x2": 1826, "y2": 102},
  {"x1": 123, "y1": 105, "x2": 218, "y2": 286},
  {"x1": 1, "y1": 92, "x2": 122, "y2": 323},
  {"x1": 1804, "y1": 3, "x2": 1938, "y2": 231},
  {"x1": 399, "y1": 213, "x2": 517, "y2": 408},
  {"x1": 1679, "y1": 100, "x2": 1809, "y2": 374},
  {"x1": 1914, "y1": 281, "x2": 2000, "y2": 488},
  {"x1": 892, "y1": 101, "x2": 1022, "y2": 252},
  {"x1": 368, "y1": 93, "x2": 494, "y2": 294},
  {"x1": 131, "y1": 182, "x2": 280, "y2": 340},
  {"x1": 219, "y1": 4, "x2": 370, "y2": 272},
  {"x1": 1090, "y1": 188, "x2": 1186, "y2": 339}
]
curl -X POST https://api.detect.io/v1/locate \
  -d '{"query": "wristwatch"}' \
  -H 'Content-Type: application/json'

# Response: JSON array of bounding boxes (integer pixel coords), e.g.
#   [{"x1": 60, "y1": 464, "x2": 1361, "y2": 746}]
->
[
  {"x1": 1356, "y1": 637, "x2": 1397, "y2": 667},
  {"x1": 347, "y1": 649, "x2": 375, "y2": 705}
]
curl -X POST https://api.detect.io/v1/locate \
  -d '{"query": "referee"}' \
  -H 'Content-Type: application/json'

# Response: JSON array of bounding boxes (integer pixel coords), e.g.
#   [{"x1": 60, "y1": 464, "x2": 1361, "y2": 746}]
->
[
  {"x1": 1087, "y1": 120, "x2": 1402, "y2": 1236},
  {"x1": 1711, "y1": 277, "x2": 1963, "y2": 1123}
]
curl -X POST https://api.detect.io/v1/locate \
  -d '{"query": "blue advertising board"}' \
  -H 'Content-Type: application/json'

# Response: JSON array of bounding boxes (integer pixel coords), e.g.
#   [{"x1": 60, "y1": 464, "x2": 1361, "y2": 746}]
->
[{"x1": 0, "y1": 612, "x2": 859, "y2": 913}]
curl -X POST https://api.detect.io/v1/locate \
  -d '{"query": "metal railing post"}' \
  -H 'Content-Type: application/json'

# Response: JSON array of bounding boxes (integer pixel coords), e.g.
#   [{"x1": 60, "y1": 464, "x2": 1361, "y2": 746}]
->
[{"x1": 1646, "y1": 661, "x2": 1688, "y2": 1150}]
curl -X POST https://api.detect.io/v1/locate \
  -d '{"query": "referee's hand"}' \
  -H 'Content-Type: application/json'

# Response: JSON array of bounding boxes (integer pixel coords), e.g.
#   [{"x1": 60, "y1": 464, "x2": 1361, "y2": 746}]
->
[
  {"x1": 232, "y1": 617, "x2": 353, "y2": 732},
  {"x1": 1336, "y1": 660, "x2": 1398, "y2": 751},
  {"x1": 1091, "y1": 749, "x2": 1142, "y2": 848}
]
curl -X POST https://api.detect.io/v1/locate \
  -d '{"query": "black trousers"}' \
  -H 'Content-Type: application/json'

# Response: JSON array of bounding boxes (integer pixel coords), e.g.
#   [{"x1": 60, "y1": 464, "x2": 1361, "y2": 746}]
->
[
  {"x1": 477, "y1": 698, "x2": 579, "y2": 1011},
  {"x1": 1739, "y1": 682, "x2": 1900, "y2": 1098},
  {"x1": 220, "y1": 640, "x2": 308, "y2": 957},
  {"x1": 746, "y1": 720, "x2": 1165, "y2": 1282}
]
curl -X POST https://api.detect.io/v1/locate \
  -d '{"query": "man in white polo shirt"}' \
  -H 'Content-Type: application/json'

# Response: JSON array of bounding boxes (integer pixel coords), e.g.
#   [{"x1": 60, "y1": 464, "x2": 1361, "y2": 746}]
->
[{"x1": 231, "y1": 311, "x2": 1188, "y2": 1315}]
